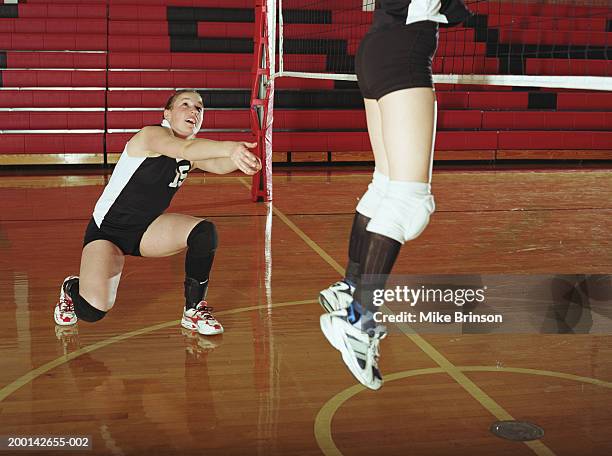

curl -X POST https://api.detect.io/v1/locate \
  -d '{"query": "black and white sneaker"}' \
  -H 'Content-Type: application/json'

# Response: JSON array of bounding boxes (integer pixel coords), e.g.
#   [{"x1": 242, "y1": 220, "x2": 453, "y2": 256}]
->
[
  {"x1": 319, "y1": 280, "x2": 355, "y2": 313},
  {"x1": 320, "y1": 310, "x2": 387, "y2": 390}
]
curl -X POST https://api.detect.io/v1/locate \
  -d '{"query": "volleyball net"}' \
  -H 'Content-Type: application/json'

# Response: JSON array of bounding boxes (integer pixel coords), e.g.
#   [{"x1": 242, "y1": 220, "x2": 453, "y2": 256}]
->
[
  {"x1": 274, "y1": 0, "x2": 611, "y2": 89},
  {"x1": 250, "y1": 0, "x2": 611, "y2": 200}
]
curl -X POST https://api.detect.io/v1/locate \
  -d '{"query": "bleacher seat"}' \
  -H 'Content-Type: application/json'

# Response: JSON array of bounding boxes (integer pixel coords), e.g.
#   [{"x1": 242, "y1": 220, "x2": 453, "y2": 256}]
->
[{"x1": 0, "y1": 0, "x2": 610, "y2": 165}]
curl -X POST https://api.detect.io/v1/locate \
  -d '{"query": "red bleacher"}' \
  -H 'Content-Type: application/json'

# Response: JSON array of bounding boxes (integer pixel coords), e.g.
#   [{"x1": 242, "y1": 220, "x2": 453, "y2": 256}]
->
[
  {"x1": 0, "y1": 18, "x2": 107, "y2": 33},
  {"x1": 4, "y1": 51, "x2": 106, "y2": 69},
  {"x1": 527, "y1": 59, "x2": 612, "y2": 77},
  {"x1": 0, "y1": 33, "x2": 106, "y2": 51},
  {"x1": 487, "y1": 16, "x2": 608, "y2": 32},
  {"x1": 498, "y1": 29, "x2": 609, "y2": 47},
  {"x1": 469, "y1": 2, "x2": 612, "y2": 18},
  {"x1": 107, "y1": 110, "x2": 250, "y2": 129},
  {"x1": 0, "y1": 90, "x2": 105, "y2": 108},
  {"x1": 2, "y1": 70, "x2": 106, "y2": 87},
  {"x1": 0, "y1": 0, "x2": 610, "y2": 165},
  {"x1": 0, "y1": 112, "x2": 104, "y2": 130},
  {"x1": 0, "y1": 134, "x2": 103, "y2": 154}
]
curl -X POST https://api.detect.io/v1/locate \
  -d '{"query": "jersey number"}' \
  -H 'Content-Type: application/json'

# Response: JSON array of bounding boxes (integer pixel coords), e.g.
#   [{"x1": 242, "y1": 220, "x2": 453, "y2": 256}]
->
[{"x1": 169, "y1": 163, "x2": 190, "y2": 188}]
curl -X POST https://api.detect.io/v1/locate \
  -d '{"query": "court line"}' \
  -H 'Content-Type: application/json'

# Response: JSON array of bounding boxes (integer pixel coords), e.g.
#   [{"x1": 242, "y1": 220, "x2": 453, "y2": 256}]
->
[
  {"x1": 0, "y1": 299, "x2": 317, "y2": 404},
  {"x1": 241, "y1": 182, "x2": 557, "y2": 456},
  {"x1": 315, "y1": 366, "x2": 612, "y2": 456},
  {"x1": 238, "y1": 177, "x2": 345, "y2": 275},
  {"x1": 462, "y1": 366, "x2": 612, "y2": 389},
  {"x1": 389, "y1": 322, "x2": 555, "y2": 456},
  {"x1": 268, "y1": 206, "x2": 345, "y2": 276},
  {"x1": 315, "y1": 367, "x2": 444, "y2": 455}
]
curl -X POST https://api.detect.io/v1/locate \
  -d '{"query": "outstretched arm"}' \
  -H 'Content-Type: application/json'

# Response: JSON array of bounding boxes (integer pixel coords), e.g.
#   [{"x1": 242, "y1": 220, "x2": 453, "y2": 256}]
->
[
  {"x1": 195, "y1": 154, "x2": 262, "y2": 175},
  {"x1": 128, "y1": 126, "x2": 260, "y2": 174}
]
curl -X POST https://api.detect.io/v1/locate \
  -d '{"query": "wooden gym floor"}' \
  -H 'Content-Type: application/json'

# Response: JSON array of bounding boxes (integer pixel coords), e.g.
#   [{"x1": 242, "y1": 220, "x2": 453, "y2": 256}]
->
[{"x1": 0, "y1": 166, "x2": 611, "y2": 456}]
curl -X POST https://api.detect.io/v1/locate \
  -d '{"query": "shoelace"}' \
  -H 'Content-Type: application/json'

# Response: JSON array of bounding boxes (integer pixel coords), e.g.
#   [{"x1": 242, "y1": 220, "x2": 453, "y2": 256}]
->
[
  {"x1": 368, "y1": 337, "x2": 381, "y2": 362},
  {"x1": 194, "y1": 303, "x2": 216, "y2": 320},
  {"x1": 59, "y1": 295, "x2": 74, "y2": 313},
  {"x1": 367, "y1": 330, "x2": 387, "y2": 361}
]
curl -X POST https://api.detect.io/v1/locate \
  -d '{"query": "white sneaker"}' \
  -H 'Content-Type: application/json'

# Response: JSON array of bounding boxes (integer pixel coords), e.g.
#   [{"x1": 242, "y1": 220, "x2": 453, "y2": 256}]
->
[
  {"x1": 319, "y1": 280, "x2": 355, "y2": 313},
  {"x1": 54, "y1": 275, "x2": 78, "y2": 326},
  {"x1": 181, "y1": 302, "x2": 224, "y2": 335},
  {"x1": 320, "y1": 310, "x2": 386, "y2": 390}
]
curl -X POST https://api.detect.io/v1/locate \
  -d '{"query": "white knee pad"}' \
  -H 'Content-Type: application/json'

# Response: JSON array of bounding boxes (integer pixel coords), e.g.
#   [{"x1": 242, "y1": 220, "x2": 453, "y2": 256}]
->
[
  {"x1": 366, "y1": 181, "x2": 435, "y2": 244},
  {"x1": 355, "y1": 169, "x2": 389, "y2": 218}
]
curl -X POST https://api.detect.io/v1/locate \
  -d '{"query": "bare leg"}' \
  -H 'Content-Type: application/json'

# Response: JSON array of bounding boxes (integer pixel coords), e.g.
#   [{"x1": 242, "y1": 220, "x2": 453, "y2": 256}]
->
[
  {"x1": 139, "y1": 213, "x2": 202, "y2": 258},
  {"x1": 379, "y1": 87, "x2": 436, "y2": 182},
  {"x1": 140, "y1": 213, "x2": 222, "y2": 335},
  {"x1": 78, "y1": 240, "x2": 125, "y2": 311},
  {"x1": 364, "y1": 98, "x2": 389, "y2": 176}
]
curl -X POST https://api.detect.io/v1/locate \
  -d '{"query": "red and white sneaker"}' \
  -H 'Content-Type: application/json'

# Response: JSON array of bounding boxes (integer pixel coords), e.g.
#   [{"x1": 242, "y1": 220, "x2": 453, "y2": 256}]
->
[
  {"x1": 181, "y1": 301, "x2": 224, "y2": 335},
  {"x1": 54, "y1": 275, "x2": 78, "y2": 326}
]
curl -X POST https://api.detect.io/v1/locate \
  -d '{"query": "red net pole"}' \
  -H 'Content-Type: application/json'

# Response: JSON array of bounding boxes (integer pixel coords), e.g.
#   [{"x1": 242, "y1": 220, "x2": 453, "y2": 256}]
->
[{"x1": 250, "y1": 0, "x2": 274, "y2": 202}]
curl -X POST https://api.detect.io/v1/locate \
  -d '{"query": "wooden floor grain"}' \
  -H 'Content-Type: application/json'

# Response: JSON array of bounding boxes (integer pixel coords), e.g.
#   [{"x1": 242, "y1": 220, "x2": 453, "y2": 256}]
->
[{"x1": 0, "y1": 167, "x2": 611, "y2": 456}]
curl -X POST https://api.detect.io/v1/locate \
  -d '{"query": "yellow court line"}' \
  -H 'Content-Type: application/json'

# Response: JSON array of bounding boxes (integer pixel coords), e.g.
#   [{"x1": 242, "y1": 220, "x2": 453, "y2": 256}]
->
[
  {"x1": 461, "y1": 366, "x2": 612, "y2": 389},
  {"x1": 254, "y1": 191, "x2": 557, "y2": 456},
  {"x1": 389, "y1": 323, "x2": 555, "y2": 456},
  {"x1": 315, "y1": 367, "x2": 445, "y2": 456},
  {"x1": 0, "y1": 299, "x2": 317, "y2": 404},
  {"x1": 239, "y1": 177, "x2": 345, "y2": 275},
  {"x1": 269, "y1": 206, "x2": 345, "y2": 276},
  {"x1": 315, "y1": 366, "x2": 612, "y2": 456}
]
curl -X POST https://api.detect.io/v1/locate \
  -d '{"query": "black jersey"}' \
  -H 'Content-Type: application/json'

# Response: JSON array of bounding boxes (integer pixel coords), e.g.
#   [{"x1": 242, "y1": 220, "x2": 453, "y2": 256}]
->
[
  {"x1": 371, "y1": 0, "x2": 471, "y2": 31},
  {"x1": 93, "y1": 143, "x2": 192, "y2": 230}
]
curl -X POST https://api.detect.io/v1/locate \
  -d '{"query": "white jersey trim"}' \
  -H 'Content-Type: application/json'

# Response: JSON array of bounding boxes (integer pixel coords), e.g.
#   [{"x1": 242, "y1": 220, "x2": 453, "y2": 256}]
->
[
  {"x1": 92, "y1": 143, "x2": 146, "y2": 227},
  {"x1": 406, "y1": 0, "x2": 449, "y2": 24}
]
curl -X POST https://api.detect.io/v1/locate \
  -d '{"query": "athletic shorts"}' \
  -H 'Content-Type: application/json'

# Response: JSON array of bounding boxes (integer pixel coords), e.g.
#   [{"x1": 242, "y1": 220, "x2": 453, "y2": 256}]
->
[
  {"x1": 355, "y1": 21, "x2": 439, "y2": 100},
  {"x1": 83, "y1": 218, "x2": 147, "y2": 256}
]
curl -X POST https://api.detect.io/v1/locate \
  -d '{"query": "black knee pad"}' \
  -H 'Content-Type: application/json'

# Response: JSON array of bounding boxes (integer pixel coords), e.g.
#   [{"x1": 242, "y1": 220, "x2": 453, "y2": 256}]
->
[
  {"x1": 74, "y1": 299, "x2": 107, "y2": 322},
  {"x1": 187, "y1": 220, "x2": 218, "y2": 254},
  {"x1": 70, "y1": 283, "x2": 107, "y2": 322}
]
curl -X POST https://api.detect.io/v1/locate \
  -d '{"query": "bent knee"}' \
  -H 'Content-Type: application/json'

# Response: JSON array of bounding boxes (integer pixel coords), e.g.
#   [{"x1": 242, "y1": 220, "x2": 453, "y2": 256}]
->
[
  {"x1": 187, "y1": 220, "x2": 218, "y2": 253},
  {"x1": 367, "y1": 190, "x2": 435, "y2": 244}
]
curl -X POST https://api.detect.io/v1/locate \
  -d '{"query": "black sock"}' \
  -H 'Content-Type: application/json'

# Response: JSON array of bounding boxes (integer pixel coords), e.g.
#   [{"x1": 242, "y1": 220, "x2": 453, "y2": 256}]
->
[
  {"x1": 184, "y1": 222, "x2": 217, "y2": 309},
  {"x1": 345, "y1": 211, "x2": 370, "y2": 286},
  {"x1": 184, "y1": 253, "x2": 214, "y2": 307},
  {"x1": 353, "y1": 232, "x2": 401, "y2": 330},
  {"x1": 184, "y1": 277, "x2": 208, "y2": 309},
  {"x1": 185, "y1": 245, "x2": 215, "y2": 284}
]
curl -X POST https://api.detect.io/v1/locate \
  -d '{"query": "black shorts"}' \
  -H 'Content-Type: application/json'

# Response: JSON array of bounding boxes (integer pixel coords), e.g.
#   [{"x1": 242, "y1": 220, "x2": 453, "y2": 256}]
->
[
  {"x1": 83, "y1": 218, "x2": 147, "y2": 256},
  {"x1": 355, "y1": 21, "x2": 439, "y2": 100}
]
